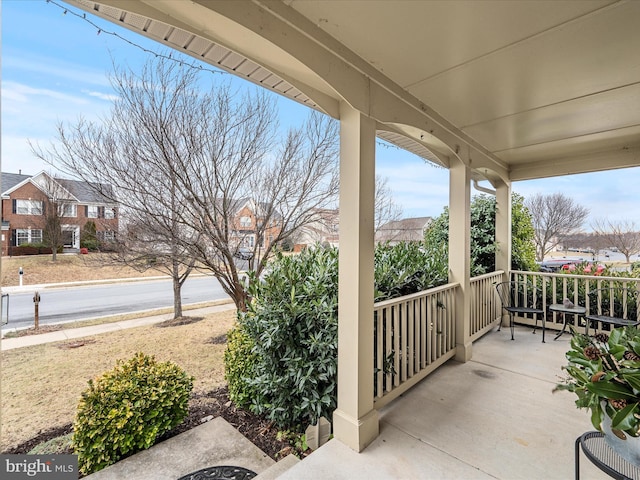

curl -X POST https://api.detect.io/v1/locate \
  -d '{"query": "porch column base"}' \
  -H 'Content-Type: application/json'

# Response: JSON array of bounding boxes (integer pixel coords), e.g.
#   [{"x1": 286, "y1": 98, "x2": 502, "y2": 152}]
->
[
  {"x1": 333, "y1": 408, "x2": 379, "y2": 452},
  {"x1": 455, "y1": 341, "x2": 472, "y2": 362}
]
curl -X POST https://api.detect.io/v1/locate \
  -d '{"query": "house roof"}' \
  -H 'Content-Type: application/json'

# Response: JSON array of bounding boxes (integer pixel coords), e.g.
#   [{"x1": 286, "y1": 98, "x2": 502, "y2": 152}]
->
[
  {"x1": 376, "y1": 217, "x2": 433, "y2": 243},
  {"x1": 1, "y1": 172, "x2": 32, "y2": 194},
  {"x1": 1, "y1": 172, "x2": 115, "y2": 204}
]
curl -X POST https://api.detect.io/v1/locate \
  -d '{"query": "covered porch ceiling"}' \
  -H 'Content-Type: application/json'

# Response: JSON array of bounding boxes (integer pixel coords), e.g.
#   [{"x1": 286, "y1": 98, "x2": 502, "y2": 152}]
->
[{"x1": 65, "y1": 0, "x2": 640, "y2": 184}]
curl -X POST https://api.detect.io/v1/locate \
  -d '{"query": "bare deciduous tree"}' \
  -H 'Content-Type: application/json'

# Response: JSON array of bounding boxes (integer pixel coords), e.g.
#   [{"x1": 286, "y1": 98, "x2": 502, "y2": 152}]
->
[
  {"x1": 30, "y1": 173, "x2": 76, "y2": 262},
  {"x1": 374, "y1": 175, "x2": 403, "y2": 234},
  {"x1": 525, "y1": 192, "x2": 589, "y2": 261},
  {"x1": 592, "y1": 219, "x2": 640, "y2": 263},
  {"x1": 32, "y1": 55, "x2": 338, "y2": 313}
]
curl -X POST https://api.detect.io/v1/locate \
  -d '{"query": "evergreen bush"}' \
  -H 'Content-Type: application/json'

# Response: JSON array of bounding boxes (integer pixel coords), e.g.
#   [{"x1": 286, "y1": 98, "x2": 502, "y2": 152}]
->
[
  {"x1": 225, "y1": 242, "x2": 450, "y2": 430},
  {"x1": 238, "y1": 247, "x2": 338, "y2": 429},
  {"x1": 224, "y1": 324, "x2": 259, "y2": 409},
  {"x1": 72, "y1": 352, "x2": 193, "y2": 475}
]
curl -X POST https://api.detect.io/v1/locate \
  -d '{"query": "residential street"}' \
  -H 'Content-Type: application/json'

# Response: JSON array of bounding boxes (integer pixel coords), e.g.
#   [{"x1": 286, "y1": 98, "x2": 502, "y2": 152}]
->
[{"x1": 1, "y1": 275, "x2": 229, "y2": 331}]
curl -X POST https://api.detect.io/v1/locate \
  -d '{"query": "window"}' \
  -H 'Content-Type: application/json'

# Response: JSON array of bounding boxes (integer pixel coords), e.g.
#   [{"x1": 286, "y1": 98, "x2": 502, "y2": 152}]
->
[
  {"x1": 87, "y1": 205, "x2": 99, "y2": 218},
  {"x1": 100, "y1": 231, "x2": 116, "y2": 242},
  {"x1": 61, "y1": 203, "x2": 77, "y2": 217},
  {"x1": 15, "y1": 229, "x2": 42, "y2": 245},
  {"x1": 15, "y1": 199, "x2": 43, "y2": 215},
  {"x1": 88, "y1": 206, "x2": 116, "y2": 219},
  {"x1": 239, "y1": 216, "x2": 252, "y2": 228}
]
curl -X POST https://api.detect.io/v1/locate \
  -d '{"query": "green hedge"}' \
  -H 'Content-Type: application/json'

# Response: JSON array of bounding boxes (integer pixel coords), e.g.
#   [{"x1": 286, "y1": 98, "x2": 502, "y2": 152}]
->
[
  {"x1": 225, "y1": 241, "x2": 449, "y2": 430},
  {"x1": 72, "y1": 353, "x2": 193, "y2": 475}
]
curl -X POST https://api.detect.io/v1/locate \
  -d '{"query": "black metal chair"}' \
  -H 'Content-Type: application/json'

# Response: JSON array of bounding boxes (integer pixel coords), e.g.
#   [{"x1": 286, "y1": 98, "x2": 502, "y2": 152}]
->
[
  {"x1": 496, "y1": 281, "x2": 546, "y2": 342},
  {"x1": 585, "y1": 287, "x2": 640, "y2": 335}
]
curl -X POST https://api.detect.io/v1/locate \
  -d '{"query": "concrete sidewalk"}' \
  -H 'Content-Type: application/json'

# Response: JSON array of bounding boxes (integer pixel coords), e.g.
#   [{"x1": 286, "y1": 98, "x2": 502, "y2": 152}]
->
[{"x1": 0, "y1": 301, "x2": 235, "y2": 350}]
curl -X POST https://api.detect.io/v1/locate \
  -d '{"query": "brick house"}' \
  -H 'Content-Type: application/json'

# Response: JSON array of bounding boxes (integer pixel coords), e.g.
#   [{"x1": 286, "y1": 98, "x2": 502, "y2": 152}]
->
[
  {"x1": 1, "y1": 171, "x2": 118, "y2": 256},
  {"x1": 229, "y1": 198, "x2": 281, "y2": 251}
]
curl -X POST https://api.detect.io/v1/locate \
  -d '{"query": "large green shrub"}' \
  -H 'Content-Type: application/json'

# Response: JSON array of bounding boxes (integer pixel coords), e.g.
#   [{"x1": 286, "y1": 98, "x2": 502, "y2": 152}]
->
[
  {"x1": 72, "y1": 352, "x2": 193, "y2": 475},
  {"x1": 237, "y1": 247, "x2": 339, "y2": 429},
  {"x1": 424, "y1": 193, "x2": 537, "y2": 274},
  {"x1": 224, "y1": 323, "x2": 259, "y2": 409},
  {"x1": 226, "y1": 242, "x2": 450, "y2": 429},
  {"x1": 374, "y1": 241, "x2": 448, "y2": 301}
]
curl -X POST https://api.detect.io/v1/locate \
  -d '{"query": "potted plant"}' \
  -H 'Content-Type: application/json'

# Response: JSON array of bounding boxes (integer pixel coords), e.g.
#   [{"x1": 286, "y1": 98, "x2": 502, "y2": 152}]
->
[{"x1": 555, "y1": 326, "x2": 640, "y2": 465}]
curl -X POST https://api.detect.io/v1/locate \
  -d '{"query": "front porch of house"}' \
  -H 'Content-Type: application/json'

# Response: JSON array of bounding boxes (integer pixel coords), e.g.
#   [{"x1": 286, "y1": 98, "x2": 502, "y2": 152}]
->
[
  {"x1": 275, "y1": 269, "x2": 639, "y2": 478},
  {"x1": 278, "y1": 322, "x2": 606, "y2": 480},
  {"x1": 57, "y1": 0, "x2": 640, "y2": 468}
]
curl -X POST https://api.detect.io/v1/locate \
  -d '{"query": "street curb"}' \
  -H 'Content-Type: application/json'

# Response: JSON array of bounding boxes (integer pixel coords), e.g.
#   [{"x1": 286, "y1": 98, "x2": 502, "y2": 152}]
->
[
  {"x1": 1, "y1": 273, "x2": 216, "y2": 294},
  {"x1": 0, "y1": 301, "x2": 236, "y2": 350}
]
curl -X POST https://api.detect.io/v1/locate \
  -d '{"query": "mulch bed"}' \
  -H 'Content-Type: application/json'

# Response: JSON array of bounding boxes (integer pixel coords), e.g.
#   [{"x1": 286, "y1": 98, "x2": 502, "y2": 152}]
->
[
  {"x1": 155, "y1": 316, "x2": 204, "y2": 328},
  {"x1": 3, "y1": 386, "x2": 300, "y2": 461}
]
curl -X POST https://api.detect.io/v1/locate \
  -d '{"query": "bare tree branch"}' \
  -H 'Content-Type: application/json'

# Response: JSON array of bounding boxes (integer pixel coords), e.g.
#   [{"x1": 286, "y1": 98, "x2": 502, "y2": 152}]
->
[
  {"x1": 32, "y1": 54, "x2": 339, "y2": 312},
  {"x1": 591, "y1": 219, "x2": 640, "y2": 263},
  {"x1": 525, "y1": 192, "x2": 589, "y2": 261}
]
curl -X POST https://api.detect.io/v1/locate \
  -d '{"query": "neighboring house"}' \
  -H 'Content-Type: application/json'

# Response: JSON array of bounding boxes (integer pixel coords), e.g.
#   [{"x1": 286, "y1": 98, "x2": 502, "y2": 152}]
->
[
  {"x1": 1, "y1": 171, "x2": 119, "y2": 255},
  {"x1": 228, "y1": 198, "x2": 281, "y2": 251},
  {"x1": 375, "y1": 216, "x2": 432, "y2": 245},
  {"x1": 293, "y1": 208, "x2": 339, "y2": 249}
]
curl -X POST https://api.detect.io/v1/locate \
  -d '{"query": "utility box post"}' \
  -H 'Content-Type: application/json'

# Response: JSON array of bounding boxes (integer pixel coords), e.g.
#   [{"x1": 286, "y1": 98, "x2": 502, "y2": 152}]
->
[
  {"x1": 19, "y1": 267, "x2": 23, "y2": 287},
  {"x1": 33, "y1": 291, "x2": 40, "y2": 330}
]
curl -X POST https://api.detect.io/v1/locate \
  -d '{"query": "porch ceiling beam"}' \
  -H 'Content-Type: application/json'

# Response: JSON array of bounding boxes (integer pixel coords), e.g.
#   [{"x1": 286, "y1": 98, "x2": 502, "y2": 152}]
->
[{"x1": 509, "y1": 144, "x2": 640, "y2": 181}]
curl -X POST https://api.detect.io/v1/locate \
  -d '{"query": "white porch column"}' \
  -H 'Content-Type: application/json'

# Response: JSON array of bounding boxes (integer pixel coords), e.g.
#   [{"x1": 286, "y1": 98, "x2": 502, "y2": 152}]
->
[
  {"x1": 449, "y1": 158, "x2": 472, "y2": 362},
  {"x1": 333, "y1": 102, "x2": 379, "y2": 452},
  {"x1": 495, "y1": 179, "x2": 512, "y2": 276}
]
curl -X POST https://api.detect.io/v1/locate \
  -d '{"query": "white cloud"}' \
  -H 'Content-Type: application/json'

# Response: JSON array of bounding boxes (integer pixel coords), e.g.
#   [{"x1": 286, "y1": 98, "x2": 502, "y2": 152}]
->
[
  {"x1": 82, "y1": 90, "x2": 119, "y2": 102},
  {"x1": 2, "y1": 81, "x2": 90, "y2": 106},
  {"x1": 3, "y1": 53, "x2": 111, "y2": 88}
]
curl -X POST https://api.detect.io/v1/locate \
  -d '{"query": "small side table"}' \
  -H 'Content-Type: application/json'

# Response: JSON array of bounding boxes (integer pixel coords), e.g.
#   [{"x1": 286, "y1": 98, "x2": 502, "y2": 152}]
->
[
  {"x1": 549, "y1": 303, "x2": 587, "y2": 340},
  {"x1": 575, "y1": 431, "x2": 640, "y2": 480}
]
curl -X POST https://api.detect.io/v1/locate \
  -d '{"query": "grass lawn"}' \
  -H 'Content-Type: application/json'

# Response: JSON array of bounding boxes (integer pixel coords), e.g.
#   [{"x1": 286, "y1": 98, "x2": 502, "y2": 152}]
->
[
  {"x1": 2, "y1": 253, "x2": 167, "y2": 287},
  {"x1": 1, "y1": 308, "x2": 236, "y2": 452}
]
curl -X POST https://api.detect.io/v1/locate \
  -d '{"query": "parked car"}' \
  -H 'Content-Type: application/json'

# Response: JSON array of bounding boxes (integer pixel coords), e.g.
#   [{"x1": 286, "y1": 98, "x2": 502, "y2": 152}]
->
[
  {"x1": 234, "y1": 247, "x2": 254, "y2": 260},
  {"x1": 538, "y1": 259, "x2": 580, "y2": 273}
]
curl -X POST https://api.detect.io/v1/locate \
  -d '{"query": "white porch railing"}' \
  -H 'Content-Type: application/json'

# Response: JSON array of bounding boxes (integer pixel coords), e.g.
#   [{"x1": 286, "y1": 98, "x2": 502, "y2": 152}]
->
[
  {"x1": 372, "y1": 269, "x2": 640, "y2": 409},
  {"x1": 511, "y1": 270, "x2": 640, "y2": 334},
  {"x1": 470, "y1": 270, "x2": 504, "y2": 341},
  {"x1": 373, "y1": 282, "x2": 458, "y2": 409}
]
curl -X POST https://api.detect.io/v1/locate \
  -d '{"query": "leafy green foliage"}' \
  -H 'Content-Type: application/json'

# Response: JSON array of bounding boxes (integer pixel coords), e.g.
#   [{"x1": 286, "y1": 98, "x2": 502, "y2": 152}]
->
[
  {"x1": 424, "y1": 193, "x2": 537, "y2": 274},
  {"x1": 81, "y1": 220, "x2": 99, "y2": 251},
  {"x1": 238, "y1": 247, "x2": 339, "y2": 429},
  {"x1": 224, "y1": 323, "x2": 259, "y2": 409},
  {"x1": 374, "y1": 241, "x2": 448, "y2": 301},
  {"x1": 225, "y1": 241, "x2": 451, "y2": 430},
  {"x1": 72, "y1": 352, "x2": 193, "y2": 475},
  {"x1": 555, "y1": 327, "x2": 640, "y2": 437},
  {"x1": 510, "y1": 193, "x2": 537, "y2": 271}
]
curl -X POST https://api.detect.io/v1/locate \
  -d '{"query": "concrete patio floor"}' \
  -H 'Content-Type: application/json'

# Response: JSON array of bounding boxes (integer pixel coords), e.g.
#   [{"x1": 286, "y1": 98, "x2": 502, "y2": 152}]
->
[{"x1": 278, "y1": 325, "x2": 613, "y2": 479}]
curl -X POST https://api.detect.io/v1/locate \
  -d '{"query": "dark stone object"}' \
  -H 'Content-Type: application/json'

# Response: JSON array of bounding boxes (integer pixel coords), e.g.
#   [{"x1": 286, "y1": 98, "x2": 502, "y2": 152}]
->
[{"x1": 177, "y1": 465, "x2": 257, "y2": 480}]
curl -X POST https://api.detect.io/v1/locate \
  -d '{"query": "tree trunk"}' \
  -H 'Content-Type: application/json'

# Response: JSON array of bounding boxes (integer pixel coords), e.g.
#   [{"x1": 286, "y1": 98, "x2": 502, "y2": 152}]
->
[
  {"x1": 172, "y1": 277, "x2": 183, "y2": 319},
  {"x1": 171, "y1": 261, "x2": 183, "y2": 319}
]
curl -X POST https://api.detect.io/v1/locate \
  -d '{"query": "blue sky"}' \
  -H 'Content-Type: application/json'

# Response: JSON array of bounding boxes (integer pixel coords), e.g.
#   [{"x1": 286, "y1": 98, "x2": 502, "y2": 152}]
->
[{"x1": 2, "y1": 0, "x2": 639, "y2": 227}]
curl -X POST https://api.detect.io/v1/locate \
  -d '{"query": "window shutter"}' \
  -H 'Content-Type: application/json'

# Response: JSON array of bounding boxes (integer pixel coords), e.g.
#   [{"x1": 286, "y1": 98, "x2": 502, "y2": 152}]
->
[
  {"x1": 85, "y1": 206, "x2": 88, "y2": 217},
  {"x1": 12, "y1": 199, "x2": 16, "y2": 214},
  {"x1": 10, "y1": 229, "x2": 16, "y2": 246},
  {"x1": 98, "y1": 207, "x2": 104, "y2": 218}
]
